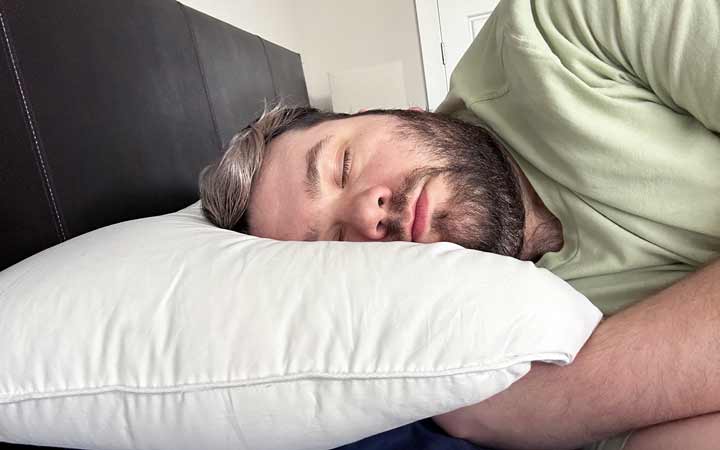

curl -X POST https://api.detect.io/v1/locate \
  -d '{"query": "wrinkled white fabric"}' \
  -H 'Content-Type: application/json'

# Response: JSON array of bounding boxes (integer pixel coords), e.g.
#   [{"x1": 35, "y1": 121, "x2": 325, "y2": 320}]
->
[{"x1": 0, "y1": 202, "x2": 601, "y2": 450}]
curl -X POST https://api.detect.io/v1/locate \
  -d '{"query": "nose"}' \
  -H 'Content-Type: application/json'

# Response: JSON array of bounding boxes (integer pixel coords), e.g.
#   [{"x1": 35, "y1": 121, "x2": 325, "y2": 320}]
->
[{"x1": 345, "y1": 185, "x2": 392, "y2": 240}]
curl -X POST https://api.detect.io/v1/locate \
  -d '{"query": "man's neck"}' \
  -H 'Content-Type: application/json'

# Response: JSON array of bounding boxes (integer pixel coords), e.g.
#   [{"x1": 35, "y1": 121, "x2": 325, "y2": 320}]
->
[{"x1": 512, "y1": 163, "x2": 564, "y2": 262}]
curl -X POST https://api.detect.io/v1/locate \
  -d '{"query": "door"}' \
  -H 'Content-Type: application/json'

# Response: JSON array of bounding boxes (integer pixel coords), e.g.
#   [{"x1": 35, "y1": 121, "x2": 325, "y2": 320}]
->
[{"x1": 416, "y1": 0, "x2": 499, "y2": 110}]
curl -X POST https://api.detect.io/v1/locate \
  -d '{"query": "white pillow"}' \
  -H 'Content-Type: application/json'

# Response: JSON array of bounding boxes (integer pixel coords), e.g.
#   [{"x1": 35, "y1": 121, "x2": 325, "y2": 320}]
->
[{"x1": 0, "y1": 202, "x2": 601, "y2": 450}]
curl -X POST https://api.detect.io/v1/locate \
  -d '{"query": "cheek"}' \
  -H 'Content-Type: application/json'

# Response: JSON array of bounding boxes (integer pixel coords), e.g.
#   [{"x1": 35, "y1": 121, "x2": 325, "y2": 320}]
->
[
  {"x1": 363, "y1": 150, "x2": 428, "y2": 181},
  {"x1": 425, "y1": 173, "x2": 454, "y2": 207}
]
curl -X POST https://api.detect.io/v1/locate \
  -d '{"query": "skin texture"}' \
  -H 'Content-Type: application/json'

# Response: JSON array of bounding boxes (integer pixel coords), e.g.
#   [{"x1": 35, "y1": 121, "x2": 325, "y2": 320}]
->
[
  {"x1": 248, "y1": 115, "x2": 452, "y2": 243},
  {"x1": 625, "y1": 412, "x2": 720, "y2": 450}
]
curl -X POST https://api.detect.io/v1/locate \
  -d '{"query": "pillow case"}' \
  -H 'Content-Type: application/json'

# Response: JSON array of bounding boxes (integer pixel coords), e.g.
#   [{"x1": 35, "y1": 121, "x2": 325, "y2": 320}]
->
[{"x1": 0, "y1": 202, "x2": 601, "y2": 450}]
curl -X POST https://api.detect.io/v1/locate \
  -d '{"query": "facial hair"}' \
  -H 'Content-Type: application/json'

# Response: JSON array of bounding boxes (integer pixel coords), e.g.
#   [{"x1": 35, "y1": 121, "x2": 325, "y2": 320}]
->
[{"x1": 376, "y1": 111, "x2": 526, "y2": 258}]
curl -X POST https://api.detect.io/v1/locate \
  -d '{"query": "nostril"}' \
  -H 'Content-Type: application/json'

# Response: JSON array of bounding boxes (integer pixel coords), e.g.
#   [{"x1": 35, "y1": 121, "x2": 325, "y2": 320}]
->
[
  {"x1": 378, "y1": 197, "x2": 384, "y2": 207},
  {"x1": 376, "y1": 221, "x2": 385, "y2": 233}
]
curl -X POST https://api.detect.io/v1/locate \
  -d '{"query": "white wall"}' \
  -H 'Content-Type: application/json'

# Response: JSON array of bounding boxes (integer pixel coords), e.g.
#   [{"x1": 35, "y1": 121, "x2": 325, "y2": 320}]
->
[
  {"x1": 180, "y1": 0, "x2": 427, "y2": 111},
  {"x1": 179, "y1": 0, "x2": 303, "y2": 53}
]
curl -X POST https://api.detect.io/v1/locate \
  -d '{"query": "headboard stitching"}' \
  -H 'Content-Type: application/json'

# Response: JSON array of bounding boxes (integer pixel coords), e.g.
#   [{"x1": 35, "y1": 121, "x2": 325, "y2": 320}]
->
[
  {"x1": 179, "y1": 3, "x2": 222, "y2": 154},
  {"x1": 0, "y1": 11, "x2": 67, "y2": 241},
  {"x1": 260, "y1": 38, "x2": 280, "y2": 99}
]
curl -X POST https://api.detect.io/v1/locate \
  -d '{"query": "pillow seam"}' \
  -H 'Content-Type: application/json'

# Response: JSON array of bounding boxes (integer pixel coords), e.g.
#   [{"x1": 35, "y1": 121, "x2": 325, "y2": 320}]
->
[{"x1": 0, "y1": 352, "x2": 568, "y2": 404}]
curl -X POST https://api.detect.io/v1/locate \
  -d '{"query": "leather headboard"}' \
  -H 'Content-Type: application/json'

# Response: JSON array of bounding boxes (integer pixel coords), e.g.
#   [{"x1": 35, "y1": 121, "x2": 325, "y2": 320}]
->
[{"x1": 0, "y1": 0, "x2": 309, "y2": 271}]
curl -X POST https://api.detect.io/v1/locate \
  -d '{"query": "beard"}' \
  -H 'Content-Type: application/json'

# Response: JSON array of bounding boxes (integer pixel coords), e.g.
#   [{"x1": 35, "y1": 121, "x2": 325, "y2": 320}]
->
[
  {"x1": 431, "y1": 161, "x2": 525, "y2": 257},
  {"x1": 371, "y1": 110, "x2": 526, "y2": 258}
]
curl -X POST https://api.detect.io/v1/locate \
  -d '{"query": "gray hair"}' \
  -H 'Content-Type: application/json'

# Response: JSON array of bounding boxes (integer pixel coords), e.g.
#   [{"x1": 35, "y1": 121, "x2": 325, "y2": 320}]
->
[{"x1": 198, "y1": 103, "x2": 348, "y2": 232}]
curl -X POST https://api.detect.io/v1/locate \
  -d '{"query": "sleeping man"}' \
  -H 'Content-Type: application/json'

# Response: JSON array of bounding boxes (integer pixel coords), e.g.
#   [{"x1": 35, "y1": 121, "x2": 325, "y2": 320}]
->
[{"x1": 198, "y1": 1, "x2": 720, "y2": 449}]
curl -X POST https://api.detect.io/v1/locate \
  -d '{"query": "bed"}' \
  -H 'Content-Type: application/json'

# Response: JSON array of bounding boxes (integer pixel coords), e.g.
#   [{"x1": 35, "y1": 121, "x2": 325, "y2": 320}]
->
[{"x1": 0, "y1": 0, "x2": 490, "y2": 448}]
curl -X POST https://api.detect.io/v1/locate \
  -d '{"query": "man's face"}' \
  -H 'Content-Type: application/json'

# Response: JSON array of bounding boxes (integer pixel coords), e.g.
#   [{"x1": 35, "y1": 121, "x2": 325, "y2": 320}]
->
[{"x1": 247, "y1": 112, "x2": 526, "y2": 256}]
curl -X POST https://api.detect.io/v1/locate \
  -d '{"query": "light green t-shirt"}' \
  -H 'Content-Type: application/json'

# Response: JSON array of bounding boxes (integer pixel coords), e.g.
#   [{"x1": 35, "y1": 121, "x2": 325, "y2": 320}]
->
[{"x1": 437, "y1": 0, "x2": 720, "y2": 315}]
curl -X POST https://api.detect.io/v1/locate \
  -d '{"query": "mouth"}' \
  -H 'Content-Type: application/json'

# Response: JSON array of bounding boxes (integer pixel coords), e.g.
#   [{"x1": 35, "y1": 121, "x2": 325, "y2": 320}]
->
[{"x1": 410, "y1": 183, "x2": 430, "y2": 242}]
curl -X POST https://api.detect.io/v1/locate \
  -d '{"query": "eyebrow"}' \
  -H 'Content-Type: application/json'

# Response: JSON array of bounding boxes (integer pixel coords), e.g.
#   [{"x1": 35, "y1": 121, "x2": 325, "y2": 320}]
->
[
  {"x1": 302, "y1": 136, "x2": 332, "y2": 241},
  {"x1": 304, "y1": 136, "x2": 331, "y2": 200}
]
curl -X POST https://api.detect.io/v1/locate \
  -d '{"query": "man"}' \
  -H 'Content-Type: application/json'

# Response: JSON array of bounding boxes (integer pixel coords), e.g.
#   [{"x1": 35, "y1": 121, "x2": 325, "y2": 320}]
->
[{"x1": 199, "y1": 0, "x2": 720, "y2": 449}]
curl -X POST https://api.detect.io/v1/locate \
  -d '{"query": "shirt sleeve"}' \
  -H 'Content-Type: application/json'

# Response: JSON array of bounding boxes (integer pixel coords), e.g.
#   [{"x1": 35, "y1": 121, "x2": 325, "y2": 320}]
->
[{"x1": 544, "y1": 0, "x2": 720, "y2": 134}]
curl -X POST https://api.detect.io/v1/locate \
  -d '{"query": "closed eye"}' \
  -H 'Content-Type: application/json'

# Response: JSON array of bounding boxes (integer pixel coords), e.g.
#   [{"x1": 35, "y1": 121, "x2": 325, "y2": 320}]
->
[{"x1": 341, "y1": 149, "x2": 352, "y2": 188}]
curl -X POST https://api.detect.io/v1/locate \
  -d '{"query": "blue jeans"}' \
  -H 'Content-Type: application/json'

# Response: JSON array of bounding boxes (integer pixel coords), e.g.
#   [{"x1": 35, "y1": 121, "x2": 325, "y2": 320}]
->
[{"x1": 335, "y1": 419, "x2": 493, "y2": 450}]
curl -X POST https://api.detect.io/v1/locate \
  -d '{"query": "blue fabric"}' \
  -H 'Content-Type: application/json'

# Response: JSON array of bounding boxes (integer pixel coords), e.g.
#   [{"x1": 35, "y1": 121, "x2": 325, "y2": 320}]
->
[{"x1": 334, "y1": 419, "x2": 492, "y2": 450}]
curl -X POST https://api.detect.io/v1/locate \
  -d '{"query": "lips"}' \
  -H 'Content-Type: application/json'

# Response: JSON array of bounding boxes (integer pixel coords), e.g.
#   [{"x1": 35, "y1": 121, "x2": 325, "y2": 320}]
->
[{"x1": 411, "y1": 185, "x2": 430, "y2": 242}]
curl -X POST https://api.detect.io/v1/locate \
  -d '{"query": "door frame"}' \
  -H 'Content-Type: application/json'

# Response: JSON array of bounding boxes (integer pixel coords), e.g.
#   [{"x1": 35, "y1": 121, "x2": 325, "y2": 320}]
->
[{"x1": 414, "y1": 0, "x2": 448, "y2": 111}]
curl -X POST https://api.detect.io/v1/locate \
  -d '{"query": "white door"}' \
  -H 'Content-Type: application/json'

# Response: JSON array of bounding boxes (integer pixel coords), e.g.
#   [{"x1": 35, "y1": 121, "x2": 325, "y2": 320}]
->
[{"x1": 416, "y1": 0, "x2": 499, "y2": 110}]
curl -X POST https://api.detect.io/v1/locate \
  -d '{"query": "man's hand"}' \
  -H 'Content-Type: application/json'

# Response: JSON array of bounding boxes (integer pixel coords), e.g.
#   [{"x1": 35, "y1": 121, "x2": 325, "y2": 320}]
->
[{"x1": 434, "y1": 258, "x2": 720, "y2": 449}]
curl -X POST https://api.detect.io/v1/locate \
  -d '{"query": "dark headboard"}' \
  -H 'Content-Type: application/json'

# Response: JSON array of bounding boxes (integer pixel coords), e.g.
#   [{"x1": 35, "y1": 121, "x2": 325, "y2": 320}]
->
[{"x1": 0, "y1": 0, "x2": 309, "y2": 271}]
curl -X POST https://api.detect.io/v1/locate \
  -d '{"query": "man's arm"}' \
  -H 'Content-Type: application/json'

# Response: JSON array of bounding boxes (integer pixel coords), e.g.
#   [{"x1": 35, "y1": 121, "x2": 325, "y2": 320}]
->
[
  {"x1": 626, "y1": 412, "x2": 720, "y2": 450},
  {"x1": 434, "y1": 258, "x2": 720, "y2": 449}
]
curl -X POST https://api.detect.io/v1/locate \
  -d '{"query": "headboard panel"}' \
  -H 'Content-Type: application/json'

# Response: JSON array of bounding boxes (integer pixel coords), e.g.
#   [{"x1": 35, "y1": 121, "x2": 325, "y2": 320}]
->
[
  {"x1": 184, "y1": 6, "x2": 277, "y2": 148},
  {"x1": 0, "y1": 0, "x2": 309, "y2": 271}
]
